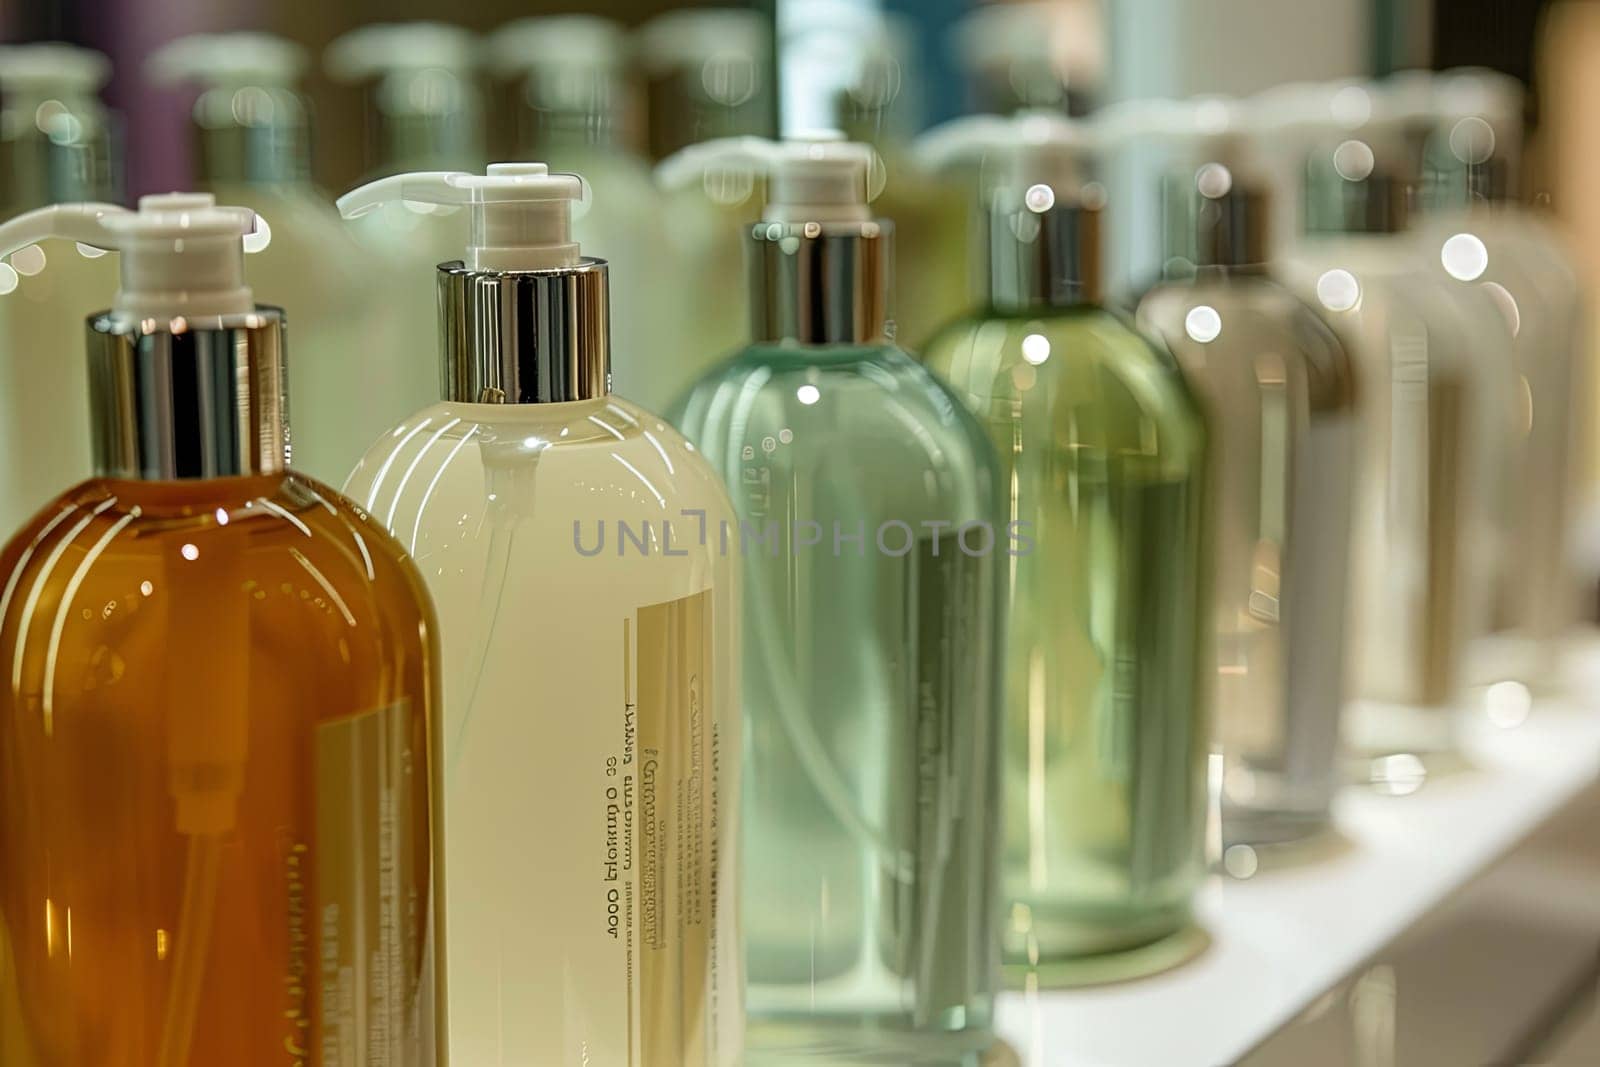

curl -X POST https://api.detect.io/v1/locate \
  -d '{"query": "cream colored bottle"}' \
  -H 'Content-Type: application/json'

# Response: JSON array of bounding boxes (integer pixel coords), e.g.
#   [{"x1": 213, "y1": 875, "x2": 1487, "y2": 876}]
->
[
  {"x1": 148, "y1": 31, "x2": 407, "y2": 484},
  {"x1": 338, "y1": 165, "x2": 742, "y2": 1065},
  {"x1": 0, "y1": 44, "x2": 121, "y2": 534},
  {"x1": 1266, "y1": 91, "x2": 1519, "y2": 757}
]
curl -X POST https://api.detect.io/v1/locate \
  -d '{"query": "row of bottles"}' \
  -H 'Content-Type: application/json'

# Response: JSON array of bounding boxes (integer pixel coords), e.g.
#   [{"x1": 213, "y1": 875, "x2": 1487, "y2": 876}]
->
[{"x1": 0, "y1": 57, "x2": 1584, "y2": 1067}]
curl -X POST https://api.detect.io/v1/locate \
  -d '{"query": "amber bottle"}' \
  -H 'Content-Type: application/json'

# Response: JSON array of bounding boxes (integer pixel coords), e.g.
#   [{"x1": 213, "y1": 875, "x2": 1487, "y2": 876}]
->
[{"x1": 0, "y1": 196, "x2": 444, "y2": 1065}]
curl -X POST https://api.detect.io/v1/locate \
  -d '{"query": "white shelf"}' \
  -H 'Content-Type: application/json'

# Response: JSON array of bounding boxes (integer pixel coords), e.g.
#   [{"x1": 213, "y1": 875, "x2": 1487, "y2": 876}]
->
[{"x1": 995, "y1": 648, "x2": 1600, "y2": 1067}]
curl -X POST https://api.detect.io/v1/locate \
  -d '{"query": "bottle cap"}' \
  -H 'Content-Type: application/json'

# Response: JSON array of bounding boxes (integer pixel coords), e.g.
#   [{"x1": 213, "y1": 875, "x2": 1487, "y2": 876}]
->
[
  {"x1": 0, "y1": 193, "x2": 267, "y2": 319},
  {"x1": 338, "y1": 162, "x2": 588, "y2": 271},
  {"x1": 326, "y1": 22, "x2": 483, "y2": 171},
  {"x1": 916, "y1": 111, "x2": 1103, "y2": 308},
  {"x1": 149, "y1": 31, "x2": 307, "y2": 87},
  {"x1": 0, "y1": 42, "x2": 111, "y2": 95},
  {"x1": 657, "y1": 131, "x2": 883, "y2": 224}
]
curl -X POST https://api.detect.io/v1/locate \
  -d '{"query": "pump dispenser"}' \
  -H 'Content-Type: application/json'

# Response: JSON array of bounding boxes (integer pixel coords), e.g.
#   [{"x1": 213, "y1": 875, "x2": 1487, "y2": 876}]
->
[
  {"x1": 338, "y1": 162, "x2": 741, "y2": 1066},
  {"x1": 667, "y1": 133, "x2": 1004, "y2": 1060},
  {"x1": 915, "y1": 111, "x2": 1211, "y2": 979},
  {"x1": 1398, "y1": 69, "x2": 1586, "y2": 690},
  {"x1": 1260, "y1": 82, "x2": 1518, "y2": 756},
  {"x1": 1109, "y1": 97, "x2": 1360, "y2": 847},
  {"x1": 149, "y1": 31, "x2": 406, "y2": 484},
  {"x1": 0, "y1": 43, "x2": 123, "y2": 536},
  {"x1": 0, "y1": 193, "x2": 443, "y2": 1065}
]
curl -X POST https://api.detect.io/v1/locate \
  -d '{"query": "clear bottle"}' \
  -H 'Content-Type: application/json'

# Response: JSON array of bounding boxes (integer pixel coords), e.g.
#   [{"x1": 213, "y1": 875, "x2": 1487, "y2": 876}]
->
[
  {"x1": 0, "y1": 44, "x2": 122, "y2": 536},
  {"x1": 148, "y1": 32, "x2": 410, "y2": 485},
  {"x1": 336, "y1": 165, "x2": 742, "y2": 1066},
  {"x1": 668, "y1": 135, "x2": 1005, "y2": 1062},
  {"x1": 1265, "y1": 86, "x2": 1519, "y2": 756},
  {"x1": 0, "y1": 196, "x2": 443, "y2": 1065},
  {"x1": 1409, "y1": 69, "x2": 1586, "y2": 690},
  {"x1": 488, "y1": 16, "x2": 686, "y2": 414},
  {"x1": 917, "y1": 113, "x2": 1211, "y2": 973},
  {"x1": 1118, "y1": 98, "x2": 1359, "y2": 846}
]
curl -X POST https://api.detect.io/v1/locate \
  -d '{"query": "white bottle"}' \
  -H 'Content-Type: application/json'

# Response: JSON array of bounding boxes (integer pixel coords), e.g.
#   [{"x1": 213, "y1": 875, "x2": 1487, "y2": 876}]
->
[
  {"x1": 0, "y1": 44, "x2": 121, "y2": 533},
  {"x1": 1261, "y1": 84, "x2": 1519, "y2": 758},
  {"x1": 488, "y1": 16, "x2": 683, "y2": 413},
  {"x1": 148, "y1": 32, "x2": 408, "y2": 483},
  {"x1": 337, "y1": 164, "x2": 742, "y2": 1066},
  {"x1": 1401, "y1": 69, "x2": 1587, "y2": 691}
]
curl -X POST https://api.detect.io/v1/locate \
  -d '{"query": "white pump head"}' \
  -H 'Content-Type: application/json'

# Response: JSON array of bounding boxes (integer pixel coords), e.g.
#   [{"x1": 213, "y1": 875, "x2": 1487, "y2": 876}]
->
[
  {"x1": 337, "y1": 162, "x2": 589, "y2": 271},
  {"x1": 148, "y1": 32, "x2": 308, "y2": 88},
  {"x1": 0, "y1": 42, "x2": 111, "y2": 97},
  {"x1": 916, "y1": 110, "x2": 1099, "y2": 201},
  {"x1": 0, "y1": 193, "x2": 266, "y2": 319},
  {"x1": 656, "y1": 131, "x2": 884, "y2": 224}
]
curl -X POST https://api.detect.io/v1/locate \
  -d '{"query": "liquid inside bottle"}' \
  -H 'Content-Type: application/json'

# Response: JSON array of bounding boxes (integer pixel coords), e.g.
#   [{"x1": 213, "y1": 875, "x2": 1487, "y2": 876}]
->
[
  {"x1": 676, "y1": 341, "x2": 1005, "y2": 1063},
  {"x1": 922, "y1": 307, "x2": 1211, "y2": 972},
  {"x1": 345, "y1": 395, "x2": 743, "y2": 1066},
  {"x1": 0, "y1": 473, "x2": 442, "y2": 1066}
]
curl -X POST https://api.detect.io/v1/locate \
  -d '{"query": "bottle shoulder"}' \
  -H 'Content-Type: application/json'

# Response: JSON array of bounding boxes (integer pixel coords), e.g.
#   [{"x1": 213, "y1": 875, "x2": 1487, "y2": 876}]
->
[
  {"x1": 923, "y1": 306, "x2": 1202, "y2": 422},
  {"x1": 1138, "y1": 278, "x2": 1356, "y2": 408},
  {"x1": 345, "y1": 398, "x2": 738, "y2": 534},
  {"x1": 7, "y1": 475, "x2": 418, "y2": 589},
  {"x1": 677, "y1": 342, "x2": 999, "y2": 447}
]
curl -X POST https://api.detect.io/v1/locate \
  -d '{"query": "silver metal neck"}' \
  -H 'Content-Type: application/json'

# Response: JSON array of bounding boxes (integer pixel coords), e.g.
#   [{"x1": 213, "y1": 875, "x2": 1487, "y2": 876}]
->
[
  {"x1": 748, "y1": 221, "x2": 892, "y2": 345},
  {"x1": 438, "y1": 259, "x2": 611, "y2": 404},
  {"x1": 987, "y1": 201, "x2": 1102, "y2": 311},
  {"x1": 88, "y1": 309, "x2": 289, "y2": 481}
]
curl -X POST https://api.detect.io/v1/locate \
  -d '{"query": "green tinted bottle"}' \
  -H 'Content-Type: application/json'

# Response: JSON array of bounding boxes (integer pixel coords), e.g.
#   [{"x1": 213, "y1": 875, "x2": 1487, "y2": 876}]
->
[
  {"x1": 919, "y1": 113, "x2": 1211, "y2": 979},
  {"x1": 669, "y1": 135, "x2": 1006, "y2": 1064}
]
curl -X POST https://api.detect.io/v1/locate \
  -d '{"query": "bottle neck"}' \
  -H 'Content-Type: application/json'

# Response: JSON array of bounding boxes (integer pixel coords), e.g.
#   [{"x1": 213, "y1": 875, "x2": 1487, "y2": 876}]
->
[
  {"x1": 438, "y1": 259, "x2": 611, "y2": 404},
  {"x1": 1161, "y1": 176, "x2": 1270, "y2": 274},
  {"x1": 190, "y1": 87, "x2": 312, "y2": 186},
  {"x1": 0, "y1": 94, "x2": 120, "y2": 214},
  {"x1": 747, "y1": 221, "x2": 893, "y2": 346},
  {"x1": 1305, "y1": 163, "x2": 1412, "y2": 236},
  {"x1": 987, "y1": 200, "x2": 1103, "y2": 312},
  {"x1": 88, "y1": 310, "x2": 289, "y2": 480}
]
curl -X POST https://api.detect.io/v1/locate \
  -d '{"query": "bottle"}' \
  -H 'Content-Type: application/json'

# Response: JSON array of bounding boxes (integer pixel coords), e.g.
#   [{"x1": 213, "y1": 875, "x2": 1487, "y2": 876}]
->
[
  {"x1": 337, "y1": 163, "x2": 742, "y2": 1066},
  {"x1": 327, "y1": 21, "x2": 486, "y2": 436},
  {"x1": 917, "y1": 112, "x2": 1211, "y2": 976},
  {"x1": 665, "y1": 133, "x2": 1004, "y2": 1062},
  {"x1": 0, "y1": 195, "x2": 443, "y2": 1064},
  {"x1": 1406, "y1": 69, "x2": 1586, "y2": 692},
  {"x1": 634, "y1": 10, "x2": 774, "y2": 405},
  {"x1": 0, "y1": 43, "x2": 122, "y2": 535},
  {"x1": 148, "y1": 32, "x2": 406, "y2": 484},
  {"x1": 488, "y1": 15, "x2": 683, "y2": 413},
  {"x1": 1115, "y1": 97, "x2": 1358, "y2": 846},
  {"x1": 1262, "y1": 83, "x2": 1518, "y2": 759}
]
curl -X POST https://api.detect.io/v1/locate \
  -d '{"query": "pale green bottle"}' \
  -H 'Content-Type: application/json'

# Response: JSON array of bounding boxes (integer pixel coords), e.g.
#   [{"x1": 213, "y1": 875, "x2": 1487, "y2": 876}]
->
[
  {"x1": 919, "y1": 113, "x2": 1212, "y2": 980},
  {"x1": 667, "y1": 134, "x2": 1006, "y2": 1064}
]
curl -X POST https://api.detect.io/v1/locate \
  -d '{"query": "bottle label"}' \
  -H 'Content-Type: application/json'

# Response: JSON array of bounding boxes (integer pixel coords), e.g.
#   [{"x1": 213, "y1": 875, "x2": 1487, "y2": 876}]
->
[
  {"x1": 313, "y1": 699, "x2": 426, "y2": 1066},
  {"x1": 625, "y1": 588, "x2": 720, "y2": 1066}
]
